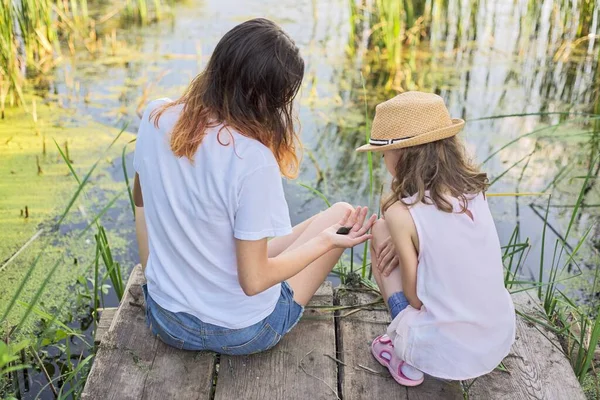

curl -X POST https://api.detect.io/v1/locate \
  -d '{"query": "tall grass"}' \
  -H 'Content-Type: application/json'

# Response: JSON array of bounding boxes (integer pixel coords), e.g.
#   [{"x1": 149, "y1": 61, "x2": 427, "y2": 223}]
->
[
  {"x1": 0, "y1": 0, "x2": 171, "y2": 111},
  {"x1": 348, "y1": 0, "x2": 431, "y2": 90},
  {"x1": 54, "y1": 125, "x2": 129, "y2": 301},
  {"x1": 361, "y1": 73, "x2": 373, "y2": 279},
  {"x1": 123, "y1": 0, "x2": 169, "y2": 25},
  {"x1": 0, "y1": 0, "x2": 24, "y2": 113},
  {"x1": 0, "y1": 0, "x2": 55, "y2": 107},
  {"x1": 14, "y1": 0, "x2": 55, "y2": 64}
]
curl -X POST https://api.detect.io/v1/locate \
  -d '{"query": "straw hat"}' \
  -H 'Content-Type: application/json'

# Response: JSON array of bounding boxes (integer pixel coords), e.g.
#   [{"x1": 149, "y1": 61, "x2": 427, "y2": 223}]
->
[{"x1": 356, "y1": 91, "x2": 465, "y2": 152}]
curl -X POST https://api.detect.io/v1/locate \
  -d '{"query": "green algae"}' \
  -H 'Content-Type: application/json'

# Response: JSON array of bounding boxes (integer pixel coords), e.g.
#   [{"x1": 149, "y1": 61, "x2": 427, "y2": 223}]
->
[{"x1": 0, "y1": 96, "x2": 135, "y2": 336}]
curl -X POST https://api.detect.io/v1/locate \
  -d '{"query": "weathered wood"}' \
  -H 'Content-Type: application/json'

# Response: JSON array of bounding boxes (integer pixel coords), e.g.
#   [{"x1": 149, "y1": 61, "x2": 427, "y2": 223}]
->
[
  {"x1": 467, "y1": 291, "x2": 586, "y2": 400},
  {"x1": 336, "y1": 289, "x2": 463, "y2": 400},
  {"x1": 215, "y1": 281, "x2": 339, "y2": 400},
  {"x1": 142, "y1": 345, "x2": 215, "y2": 400},
  {"x1": 82, "y1": 266, "x2": 159, "y2": 400},
  {"x1": 83, "y1": 267, "x2": 585, "y2": 400},
  {"x1": 94, "y1": 307, "x2": 117, "y2": 345},
  {"x1": 82, "y1": 265, "x2": 215, "y2": 400}
]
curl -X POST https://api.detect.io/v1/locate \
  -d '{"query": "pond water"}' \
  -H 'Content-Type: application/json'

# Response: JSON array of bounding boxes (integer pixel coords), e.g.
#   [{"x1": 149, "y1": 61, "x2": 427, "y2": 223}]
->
[
  {"x1": 3, "y1": 0, "x2": 600, "y2": 398},
  {"x1": 57, "y1": 0, "x2": 599, "y2": 276}
]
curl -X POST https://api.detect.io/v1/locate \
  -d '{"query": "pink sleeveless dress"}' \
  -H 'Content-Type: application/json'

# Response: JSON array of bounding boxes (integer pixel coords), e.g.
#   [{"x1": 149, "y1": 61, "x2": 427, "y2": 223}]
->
[{"x1": 386, "y1": 193, "x2": 515, "y2": 380}]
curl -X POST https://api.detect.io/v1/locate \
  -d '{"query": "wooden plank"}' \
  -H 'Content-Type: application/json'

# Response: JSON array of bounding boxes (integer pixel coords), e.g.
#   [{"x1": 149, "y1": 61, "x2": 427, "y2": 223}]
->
[
  {"x1": 337, "y1": 289, "x2": 463, "y2": 400},
  {"x1": 142, "y1": 345, "x2": 215, "y2": 400},
  {"x1": 82, "y1": 265, "x2": 215, "y2": 400},
  {"x1": 83, "y1": 267, "x2": 585, "y2": 400},
  {"x1": 94, "y1": 307, "x2": 118, "y2": 345},
  {"x1": 82, "y1": 265, "x2": 159, "y2": 400},
  {"x1": 215, "y1": 282, "x2": 339, "y2": 400},
  {"x1": 466, "y1": 292, "x2": 586, "y2": 400}
]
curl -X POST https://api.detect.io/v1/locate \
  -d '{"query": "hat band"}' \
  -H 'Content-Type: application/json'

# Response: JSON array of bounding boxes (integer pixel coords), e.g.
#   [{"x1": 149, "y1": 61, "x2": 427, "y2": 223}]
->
[{"x1": 369, "y1": 137, "x2": 412, "y2": 146}]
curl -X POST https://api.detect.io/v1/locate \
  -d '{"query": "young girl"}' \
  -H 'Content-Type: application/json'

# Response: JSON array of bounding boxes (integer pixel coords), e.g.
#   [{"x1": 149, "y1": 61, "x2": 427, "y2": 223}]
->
[
  {"x1": 356, "y1": 91, "x2": 515, "y2": 385},
  {"x1": 133, "y1": 18, "x2": 376, "y2": 354}
]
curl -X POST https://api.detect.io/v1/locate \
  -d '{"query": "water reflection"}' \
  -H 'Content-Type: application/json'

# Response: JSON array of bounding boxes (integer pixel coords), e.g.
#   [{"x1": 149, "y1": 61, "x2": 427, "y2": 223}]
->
[
  {"x1": 321, "y1": 0, "x2": 600, "y2": 278},
  {"x1": 4, "y1": 1, "x2": 600, "y2": 398},
  {"x1": 48, "y1": 0, "x2": 599, "y2": 278}
]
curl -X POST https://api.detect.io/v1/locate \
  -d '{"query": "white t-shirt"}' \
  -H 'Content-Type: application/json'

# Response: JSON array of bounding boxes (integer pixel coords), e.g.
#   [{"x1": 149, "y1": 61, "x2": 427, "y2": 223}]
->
[{"x1": 134, "y1": 99, "x2": 292, "y2": 329}]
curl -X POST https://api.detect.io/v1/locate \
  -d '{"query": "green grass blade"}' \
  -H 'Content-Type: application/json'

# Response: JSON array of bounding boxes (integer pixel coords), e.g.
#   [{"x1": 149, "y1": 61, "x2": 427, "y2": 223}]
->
[
  {"x1": 0, "y1": 249, "x2": 45, "y2": 323},
  {"x1": 564, "y1": 155, "x2": 599, "y2": 240},
  {"x1": 78, "y1": 189, "x2": 127, "y2": 237},
  {"x1": 122, "y1": 138, "x2": 137, "y2": 218},
  {"x1": 468, "y1": 111, "x2": 598, "y2": 122},
  {"x1": 538, "y1": 195, "x2": 550, "y2": 299},
  {"x1": 489, "y1": 152, "x2": 534, "y2": 187},
  {"x1": 53, "y1": 138, "x2": 80, "y2": 184},
  {"x1": 298, "y1": 182, "x2": 332, "y2": 207},
  {"x1": 481, "y1": 117, "x2": 600, "y2": 164},
  {"x1": 12, "y1": 257, "x2": 62, "y2": 335}
]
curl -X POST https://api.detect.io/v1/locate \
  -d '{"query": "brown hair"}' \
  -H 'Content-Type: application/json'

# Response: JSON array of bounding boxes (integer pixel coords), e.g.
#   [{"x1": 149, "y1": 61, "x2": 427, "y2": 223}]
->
[
  {"x1": 382, "y1": 136, "x2": 489, "y2": 213},
  {"x1": 151, "y1": 18, "x2": 304, "y2": 178}
]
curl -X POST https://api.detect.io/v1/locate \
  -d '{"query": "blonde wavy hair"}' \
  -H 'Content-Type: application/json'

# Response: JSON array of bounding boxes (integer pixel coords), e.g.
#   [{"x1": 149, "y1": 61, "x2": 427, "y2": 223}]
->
[{"x1": 382, "y1": 136, "x2": 489, "y2": 213}]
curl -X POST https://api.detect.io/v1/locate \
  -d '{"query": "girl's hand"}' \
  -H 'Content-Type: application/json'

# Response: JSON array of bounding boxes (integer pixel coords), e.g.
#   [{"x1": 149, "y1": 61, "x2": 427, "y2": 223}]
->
[
  {"x1": 321, "y1": 206, "x2": 377, "y2": 249},
  {"x1": 375, "y1": 235, "x2": 400, "y2": 277}
]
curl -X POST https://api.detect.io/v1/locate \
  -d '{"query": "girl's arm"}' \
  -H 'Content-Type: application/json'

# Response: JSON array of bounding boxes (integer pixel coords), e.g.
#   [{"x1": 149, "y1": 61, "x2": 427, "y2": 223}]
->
[
  {"x1": 384, "y1": 203, "x2": 422, "y2": 309},
  {"x1": 133, "y1": 174, "x2": 149, "y2": 270},
  {"x1": 236, "y1": 207, "x2": 375, "y2": 296}
]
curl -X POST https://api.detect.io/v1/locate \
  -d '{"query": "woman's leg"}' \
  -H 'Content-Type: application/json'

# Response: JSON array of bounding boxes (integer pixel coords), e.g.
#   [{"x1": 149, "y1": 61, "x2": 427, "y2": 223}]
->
[
  {"x1": 370, "y1": 219, "x2": 403, "y2": 310},
  {"x1": 268, "y1": 214, "x2": 318, "y2": 257},
  {"x1": 282, "y1": 202, "x2": 354, "y2": 306}
]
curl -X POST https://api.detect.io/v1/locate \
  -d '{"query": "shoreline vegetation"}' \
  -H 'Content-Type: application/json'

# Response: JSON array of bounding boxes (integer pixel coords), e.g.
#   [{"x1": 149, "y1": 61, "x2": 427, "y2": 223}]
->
[{"x1": 1, "y1": 0, "x2": 599, "y2": 398}]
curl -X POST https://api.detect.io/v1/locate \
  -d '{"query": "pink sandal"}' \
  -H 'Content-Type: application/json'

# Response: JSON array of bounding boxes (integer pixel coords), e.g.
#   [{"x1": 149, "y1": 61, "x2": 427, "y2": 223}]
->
[{"x1": 371, "y1": 335, "x2": 424, "y2": 386}]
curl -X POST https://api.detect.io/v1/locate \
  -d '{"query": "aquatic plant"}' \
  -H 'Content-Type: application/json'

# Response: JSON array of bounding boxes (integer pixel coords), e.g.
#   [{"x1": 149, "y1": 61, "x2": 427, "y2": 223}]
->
[
  {"x1": 0, "y1": 0, "x2": 171, "y2": 110},
  {"x1": 123, "y1": 0, "x2": 169, "y2": 25},
  {"x1": 0, "y1": 120, "x2": 131, "y2": 397},
  {"x1": 13, "y1": 0, "x2": 55, "y2": 64},
  {"x1": 347, "y1": 0, "x2": 432, "y2": 90},
  {"x1": 0, "y1": 0, "x2": 24, "y2": 112}
]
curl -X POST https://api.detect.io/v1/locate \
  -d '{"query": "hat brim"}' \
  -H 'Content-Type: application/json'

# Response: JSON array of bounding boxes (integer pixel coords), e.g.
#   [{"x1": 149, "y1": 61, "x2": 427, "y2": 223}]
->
[{"x1": 356, "y1": 118, "x2": 465, "y2": 152}]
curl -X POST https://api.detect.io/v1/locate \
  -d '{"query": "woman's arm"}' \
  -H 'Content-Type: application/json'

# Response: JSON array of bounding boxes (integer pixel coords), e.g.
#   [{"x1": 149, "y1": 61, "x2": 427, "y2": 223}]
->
[
  {"x1": 236, "y1": 207, "x2": 375, "y2": 296},
  {"x1": 133, "y1": 173, "x2": 149, "y2": 270},
  {"x1": 384, "y1": 203, "x2": 422, "y2": 309}
]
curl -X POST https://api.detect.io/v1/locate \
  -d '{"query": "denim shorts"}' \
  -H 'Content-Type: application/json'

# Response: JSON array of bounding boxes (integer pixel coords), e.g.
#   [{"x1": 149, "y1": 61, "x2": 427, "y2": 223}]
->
[
  {"x1": 142, "y1": 282, "x2": 304, "y2": 355},
  {"x1": 388, "y1": 291, "x2": 410, "y2": 319}
]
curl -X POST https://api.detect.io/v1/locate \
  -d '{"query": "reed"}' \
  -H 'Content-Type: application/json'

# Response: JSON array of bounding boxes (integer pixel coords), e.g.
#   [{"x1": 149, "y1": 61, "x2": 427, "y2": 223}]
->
[
  {"x1": 0, "y1": 0, "x2": 24, "y2": 110},
  {"x1": 14, "y1": 0, "x2": 55, "y2": 64},
  {"x1": 54, "y1": 125, "x2": 129, "y2": 301},
  {"x1": 0, "y1": 0, "x2": 55, "y2": 108},
  {"x1": 361, "y1": 73, "x2": 373, "y2": 278},
  {"x1": 347, "y1": 0, "x2": 435, "y2": 90},
  {"x1": 123, "y1": 0, "x2": 168, "y2": 25},
  {"x1": 1, "y1": 0, "x2": 171, "y2": 110}
]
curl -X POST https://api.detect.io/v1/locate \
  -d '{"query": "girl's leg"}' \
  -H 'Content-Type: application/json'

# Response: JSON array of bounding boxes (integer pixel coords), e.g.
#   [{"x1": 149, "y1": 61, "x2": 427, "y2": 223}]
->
[
  {"x1": 370, "y1": 219, "x2": 403, "y2": 310},
  {"x1": 282, "y1": 202, "x2": 354, "y2": 306},
  {"x1": 371, "y1": 221, "x2": 424, "y2": 382}
]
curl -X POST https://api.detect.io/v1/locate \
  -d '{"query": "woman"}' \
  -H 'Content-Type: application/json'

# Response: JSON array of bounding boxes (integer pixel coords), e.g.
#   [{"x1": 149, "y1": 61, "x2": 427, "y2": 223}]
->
[{"x1": 133, "y1": 18, "x2": 375, "y2": 354}]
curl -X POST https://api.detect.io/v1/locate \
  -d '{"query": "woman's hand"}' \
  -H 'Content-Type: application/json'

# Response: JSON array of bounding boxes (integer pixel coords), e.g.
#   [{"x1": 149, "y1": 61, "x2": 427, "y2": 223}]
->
[
  {"x1": 375, "y1": 234, "x2": 400, "y2": 277},
  {"x1": 321, "y1": 206, "x2": 377, "y2": 249}
]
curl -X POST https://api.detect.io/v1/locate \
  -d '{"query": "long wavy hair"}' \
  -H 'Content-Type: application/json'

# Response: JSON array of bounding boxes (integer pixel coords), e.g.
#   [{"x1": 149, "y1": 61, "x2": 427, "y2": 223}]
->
[
  {"x1": 151, "y1": 18, "x2": 304, "y2": 178},
  {"x1": 382, "y1": 136, "x2": 489, "y2": 213}
]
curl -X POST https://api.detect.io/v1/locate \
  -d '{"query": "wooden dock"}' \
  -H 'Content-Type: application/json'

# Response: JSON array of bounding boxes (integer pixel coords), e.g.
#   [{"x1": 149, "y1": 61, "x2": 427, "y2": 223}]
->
[{"x1": 82, "y1": 265, "x2": 585, "y2": 399}]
